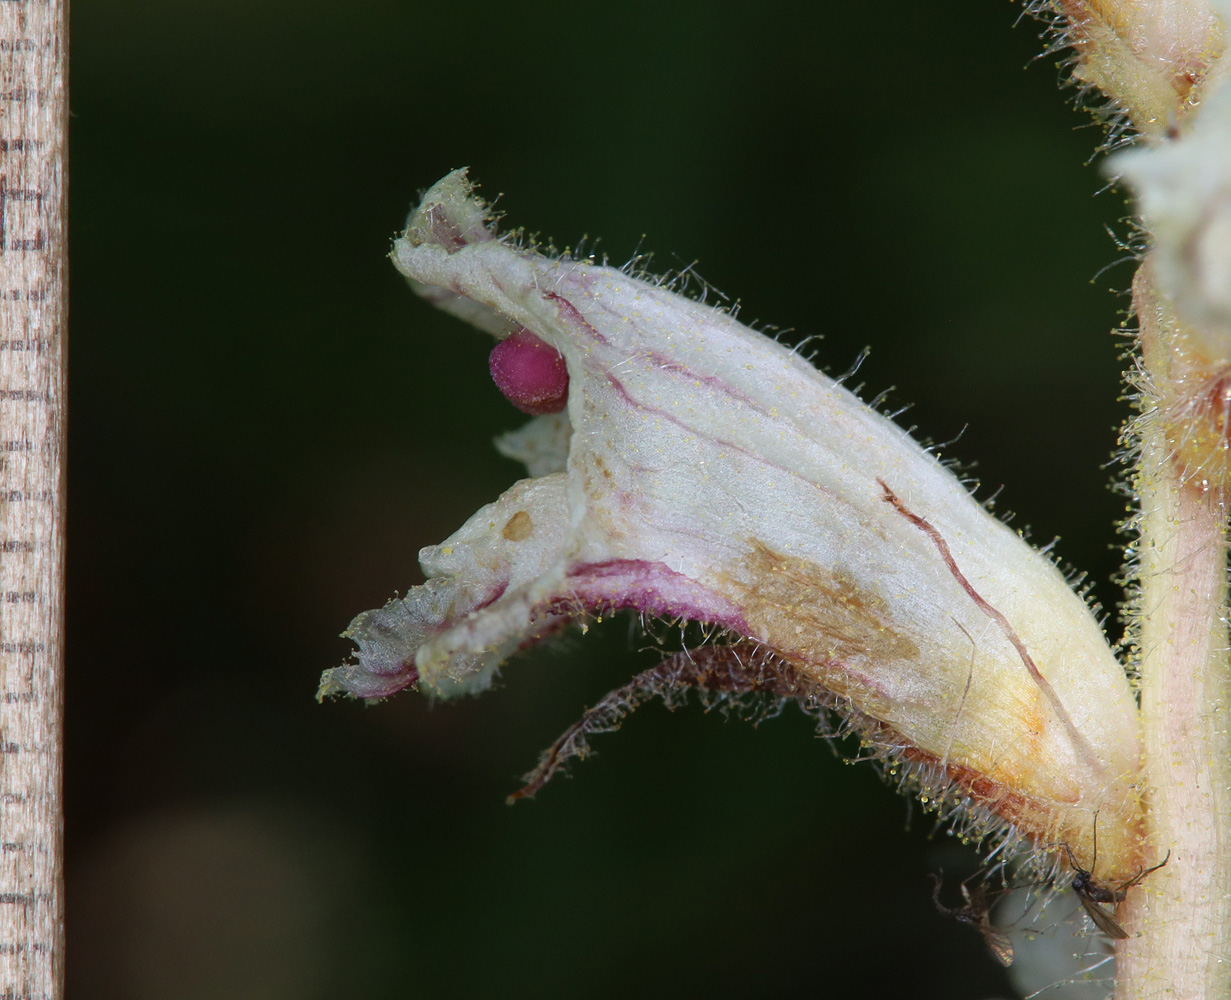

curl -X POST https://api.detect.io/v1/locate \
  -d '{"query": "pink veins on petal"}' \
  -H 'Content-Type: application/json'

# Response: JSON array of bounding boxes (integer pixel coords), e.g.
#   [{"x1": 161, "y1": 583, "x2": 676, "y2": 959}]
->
[{"x1": 489, "y1": 327, "x2": 570, "y2": 414}]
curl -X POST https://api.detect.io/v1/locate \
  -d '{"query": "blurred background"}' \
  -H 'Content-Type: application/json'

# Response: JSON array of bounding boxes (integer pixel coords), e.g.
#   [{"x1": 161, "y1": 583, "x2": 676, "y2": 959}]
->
[{"x1": 70, "y1": 3, "x2": 1132, "y2": 997}]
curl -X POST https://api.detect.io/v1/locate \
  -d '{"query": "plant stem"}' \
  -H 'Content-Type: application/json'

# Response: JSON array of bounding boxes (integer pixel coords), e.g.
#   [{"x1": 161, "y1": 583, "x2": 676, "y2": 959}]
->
[{"x1": 1114, "y1": 264, "x2": 1231, "y2": 999}]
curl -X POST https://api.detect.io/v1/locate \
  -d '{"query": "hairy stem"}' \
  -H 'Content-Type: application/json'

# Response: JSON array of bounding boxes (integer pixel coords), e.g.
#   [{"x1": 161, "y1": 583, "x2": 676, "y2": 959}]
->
[{"x1": 1114, "y1": 264, "x2": 1231, "y2": 999}]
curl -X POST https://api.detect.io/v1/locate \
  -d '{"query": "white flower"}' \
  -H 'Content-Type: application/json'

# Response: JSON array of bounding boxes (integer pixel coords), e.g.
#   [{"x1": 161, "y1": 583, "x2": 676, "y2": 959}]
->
[
  {"x1": 320, "y1": 170, "x2": 1145, "y2": 885},
  {"x1": 1109, "y1": 73, "x2": 1231, "y2": 354}
]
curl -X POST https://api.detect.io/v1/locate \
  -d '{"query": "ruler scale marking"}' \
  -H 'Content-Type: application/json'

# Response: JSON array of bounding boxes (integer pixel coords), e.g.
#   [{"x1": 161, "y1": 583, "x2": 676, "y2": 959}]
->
[{"x1": 0, "y1": 1, "x2": 65, "y2": 998}]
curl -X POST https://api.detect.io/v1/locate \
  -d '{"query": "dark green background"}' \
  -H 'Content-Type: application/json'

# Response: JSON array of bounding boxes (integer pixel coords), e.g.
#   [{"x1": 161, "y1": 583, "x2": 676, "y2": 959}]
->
[{"x1": 70, "y1": 3, "x2": 1131, "y2": 997}]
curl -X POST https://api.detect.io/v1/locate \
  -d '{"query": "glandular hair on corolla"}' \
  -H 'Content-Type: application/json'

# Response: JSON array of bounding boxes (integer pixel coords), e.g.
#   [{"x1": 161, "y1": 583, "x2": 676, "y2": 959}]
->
[{"x1": 321, "y1": 168, "x2": 1153, "y2": 936}]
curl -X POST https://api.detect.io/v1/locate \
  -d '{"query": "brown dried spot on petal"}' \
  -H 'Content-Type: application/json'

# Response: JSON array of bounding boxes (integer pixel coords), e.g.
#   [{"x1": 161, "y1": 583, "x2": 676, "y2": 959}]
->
[
  {"x1": 727, "y1": 540, "x2": 920, "y2": 701},
  {"x1": 501, "y1": 510, "x2": 533, "y2": 542}
]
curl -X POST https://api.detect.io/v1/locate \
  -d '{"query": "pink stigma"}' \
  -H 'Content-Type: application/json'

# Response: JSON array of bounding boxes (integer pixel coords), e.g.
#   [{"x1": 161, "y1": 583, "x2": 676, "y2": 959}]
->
[{"x1": 488, "y1": 327, "x2": 570, "y2": 415}]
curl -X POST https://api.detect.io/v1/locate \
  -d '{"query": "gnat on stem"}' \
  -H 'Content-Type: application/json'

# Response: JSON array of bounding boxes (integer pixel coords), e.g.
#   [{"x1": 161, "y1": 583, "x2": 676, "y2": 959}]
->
[{"x1": 319, "y1": 169, "x2": 1151, "y2": 900}]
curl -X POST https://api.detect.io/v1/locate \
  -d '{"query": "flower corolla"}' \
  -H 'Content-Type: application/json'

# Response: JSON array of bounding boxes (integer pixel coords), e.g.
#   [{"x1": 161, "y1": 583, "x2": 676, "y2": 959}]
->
[{"x1": 320, "y1": 170, "x2": 1145, "y2": 885}]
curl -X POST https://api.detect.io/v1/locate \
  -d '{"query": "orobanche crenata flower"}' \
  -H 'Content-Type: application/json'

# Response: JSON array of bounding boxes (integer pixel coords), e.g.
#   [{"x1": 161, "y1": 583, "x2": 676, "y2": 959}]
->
[{"x1": 319, "y1": 169, "x2": 1147, "y2": 887}]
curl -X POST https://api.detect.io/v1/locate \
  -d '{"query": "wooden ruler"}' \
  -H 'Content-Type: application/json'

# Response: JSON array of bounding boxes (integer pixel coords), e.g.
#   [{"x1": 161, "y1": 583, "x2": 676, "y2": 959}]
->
[{"x1": 0, "y1": 1, "x2": 66, "y2": 997}]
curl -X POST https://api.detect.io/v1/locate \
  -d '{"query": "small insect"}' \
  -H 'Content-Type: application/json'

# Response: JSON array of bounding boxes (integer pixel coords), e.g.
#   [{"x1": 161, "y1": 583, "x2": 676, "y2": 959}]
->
[
  {"x1": 931, "y1": 873, "x2": 1014, "y2": 967},
  {"x1": 1060, "y1": 828, "x2": 1171, "y2": 939}
]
